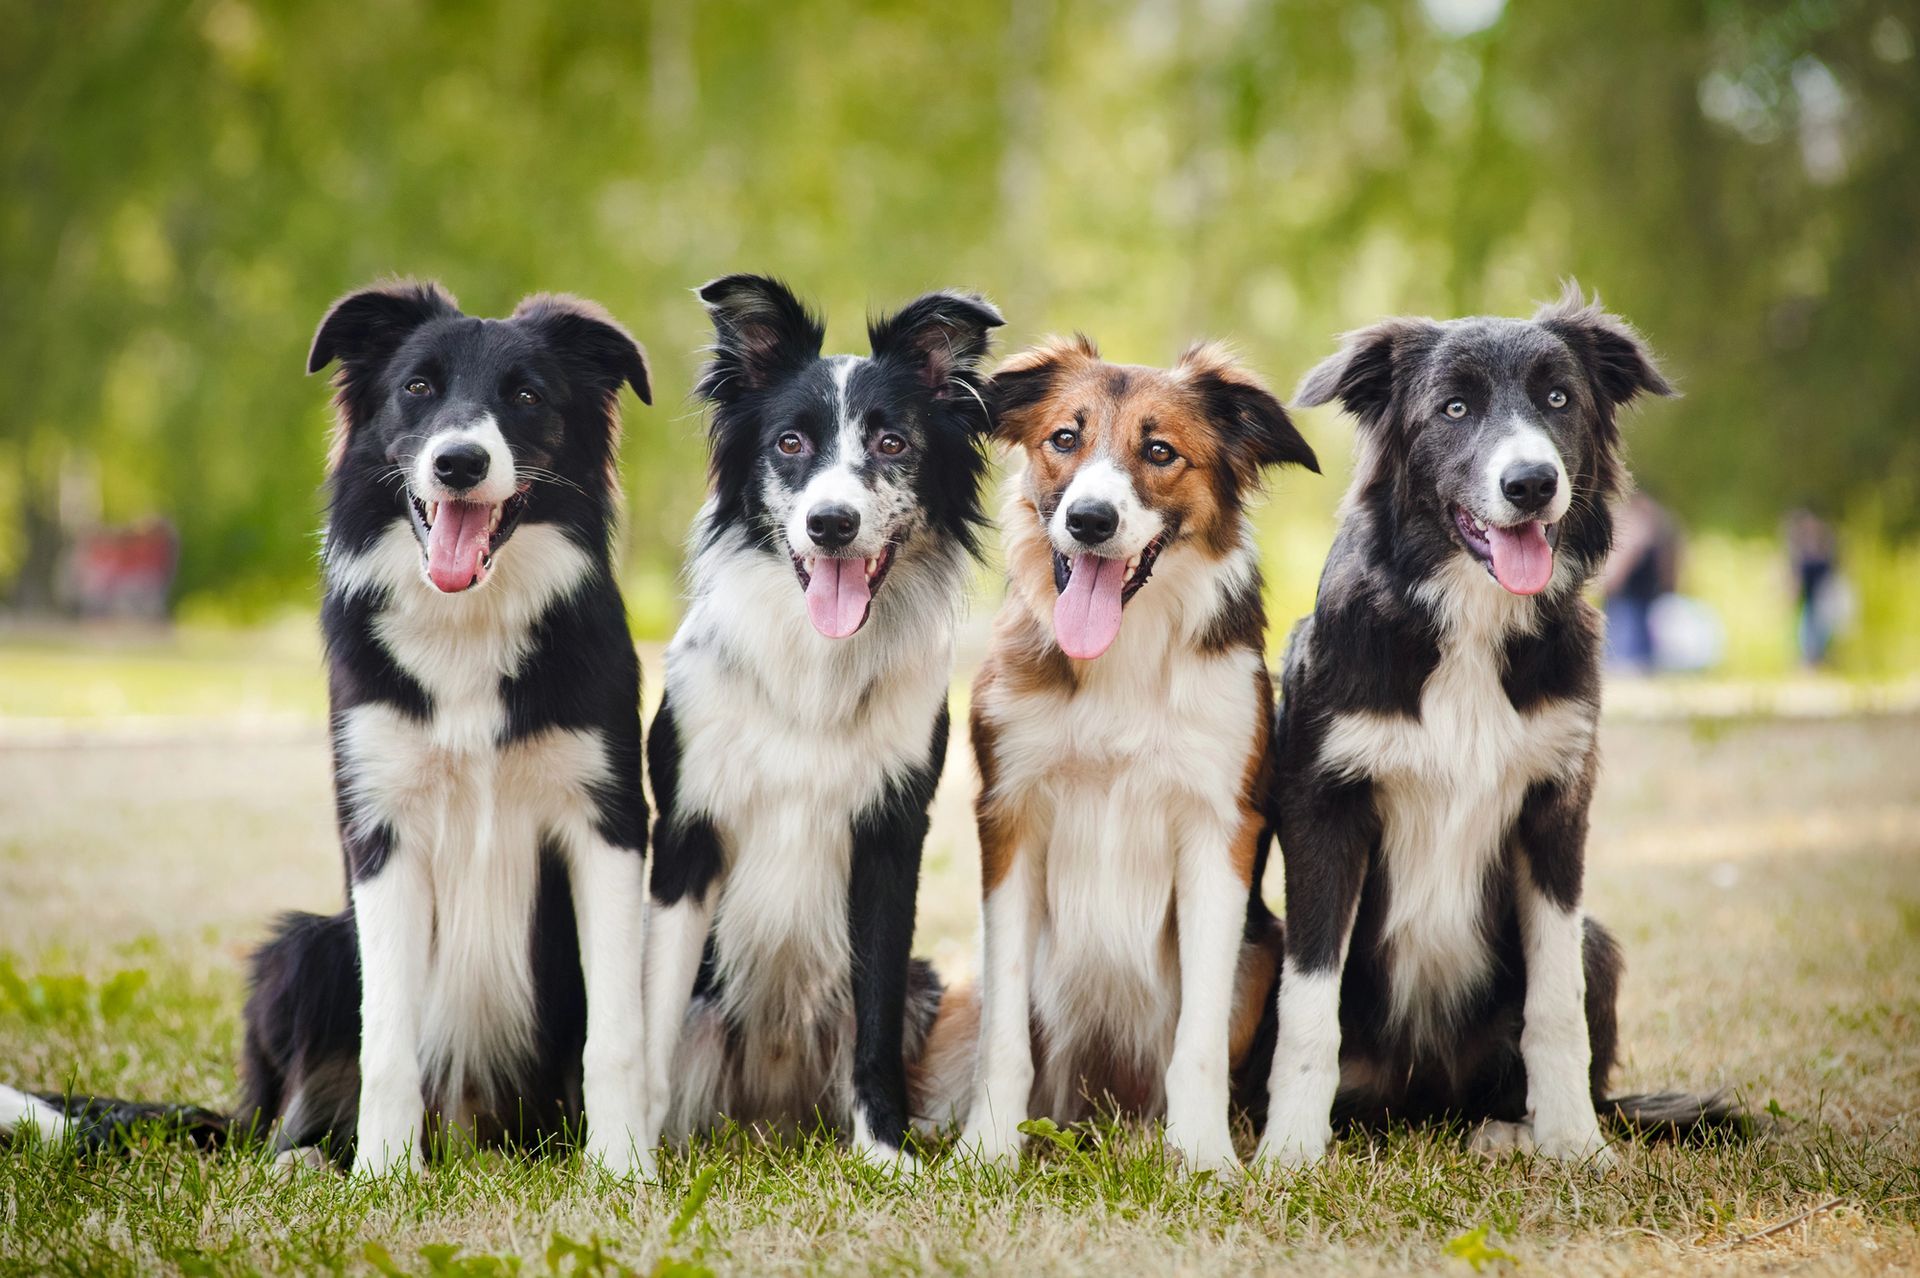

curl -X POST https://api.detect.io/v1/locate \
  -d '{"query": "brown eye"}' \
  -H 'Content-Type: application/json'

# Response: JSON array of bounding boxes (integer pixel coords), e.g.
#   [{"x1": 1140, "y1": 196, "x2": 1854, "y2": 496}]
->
[
  {"x1": 776, "y1": 431, "x2": 806, "y2": 456},
  {"x1": 515, "y1": 387, "x2": 540, "y2": 406},
  {"x1": 1546, "y1": 388, "x2": 1568, "y2": 409},
  {"x1": 1049, "y1": 428, "x2": 1079, "y2": 452},
  {"x1": 875, "y1": 432, "x2": 907, "y2": 457},
  {"x1": 1145, "y1": 440, "x2": 1177, "y2": 467},
  {"x1": 1444, "y1": 398, "x2": 1468, "y2": 420},
  {"x1": 404, "y1": 378, "x2": 432, "y2": 397}
]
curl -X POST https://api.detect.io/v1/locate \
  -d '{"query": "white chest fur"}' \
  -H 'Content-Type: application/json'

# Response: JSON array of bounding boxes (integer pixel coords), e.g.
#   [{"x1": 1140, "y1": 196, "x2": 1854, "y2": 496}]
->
[
  {"x1": 1316, "y1": 561, "x2": 1594, "y2": 1049},
  {"x1": 985, "y1": 549, "x2": 1265, "y2": 1074},
  {"x1": 666, "y1": 531, "x2": 959, "y2": 1040},
  {"x1": 328, "y1": 521, "x2": 600, "y2": 1108}
]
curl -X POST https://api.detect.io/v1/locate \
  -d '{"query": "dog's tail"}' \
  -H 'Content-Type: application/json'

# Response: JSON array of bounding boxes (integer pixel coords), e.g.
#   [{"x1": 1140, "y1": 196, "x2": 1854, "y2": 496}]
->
[
  {"x1": 0, "y1": 1083, "x2": 228, "y2": 1152},
  {"x1": 1603, "y1": 1089, "x2": 1753, "y2": 1141}
]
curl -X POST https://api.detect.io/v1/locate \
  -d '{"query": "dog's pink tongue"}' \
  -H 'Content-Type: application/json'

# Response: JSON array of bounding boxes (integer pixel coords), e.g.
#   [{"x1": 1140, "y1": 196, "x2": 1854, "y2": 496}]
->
[
  {"x1": 1053, "y1": 555, "x2": 1128, "y2": 660},
  {"x1": 804, "y1": 557, "x2": 872, "y2": 638},
  {"x1": 1487, "y1": 521, "x2": 1553, "y2": 595},
  {"x1": 425, "y1": 501, "x2": 493, "y2": 593}
]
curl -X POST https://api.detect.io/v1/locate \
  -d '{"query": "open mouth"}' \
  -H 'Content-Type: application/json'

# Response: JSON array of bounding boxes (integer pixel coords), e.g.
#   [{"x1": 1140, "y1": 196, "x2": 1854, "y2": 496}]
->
[
  {"x1": 408, "y1": 486, "x2": 530, "y2": 593},
  {"x1": 1050, "y1": 533, "x2": 1167, "y2": 661},
  {"x1": 1451, "y1": 503, "x2": 1558, "y2": 597},
  {"x1": 792, "y1": 543, "x2": 897, "y2": 639}
]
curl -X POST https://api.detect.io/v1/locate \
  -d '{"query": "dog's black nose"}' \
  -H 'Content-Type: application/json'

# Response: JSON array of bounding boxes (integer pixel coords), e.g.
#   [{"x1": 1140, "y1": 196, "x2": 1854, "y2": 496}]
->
[
  {"x1": 1500, "y1": 462, "x2": 1559, "y2": 514},
  {"x1": 1064, "y1": 500, "x2": 1118, "y2": 546},
  {"x1": 433, "y1": 443, "x2": 491, "y2": 491},
  {"x1": 806, "y1": 503, "x2": 861, "y2": 549}
]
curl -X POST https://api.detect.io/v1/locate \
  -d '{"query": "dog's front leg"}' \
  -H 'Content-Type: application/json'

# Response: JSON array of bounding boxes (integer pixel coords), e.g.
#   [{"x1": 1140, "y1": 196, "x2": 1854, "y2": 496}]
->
[
  {"x1": 569, "y1": 832, "x2": 649, "y2": 1176},
  {"x1": 1253, "y1": 775, "x2": 1374, "y2": 1169},
  {"x1": 845, "y1": 796, "x2": 931, "y2": 1168},
  {"x1": 1163, "y1": 807, "x2": 1259, "y2": 1173},
  {"x1": 960, "y1": 820, "x2": 1039, "y2": 1166},
  {"x1": 1515, "y1": 772, "x2": 1612, "y2": 1165},
  {"x1": 350, "y1": 841, "x2": 432, "y2": 1177}
]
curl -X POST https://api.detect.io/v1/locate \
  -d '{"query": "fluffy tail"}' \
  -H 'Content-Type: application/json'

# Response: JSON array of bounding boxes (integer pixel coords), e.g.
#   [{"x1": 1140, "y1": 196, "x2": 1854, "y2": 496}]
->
[
  {"x1": 1604, "y1": 1089, "x2": 1753, "y2": 1141},
  {"x1": 0, "y1": 1083, "x2": 227, "y2": 1152}
]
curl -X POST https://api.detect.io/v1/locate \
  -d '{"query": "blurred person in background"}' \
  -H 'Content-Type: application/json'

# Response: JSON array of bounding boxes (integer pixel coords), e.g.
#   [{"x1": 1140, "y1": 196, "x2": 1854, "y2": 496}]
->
[
  {"x1": 1785, "y1": 508, "x2": 1847, "y2": 667},
  {"x1": 1603, "y1": 490, "x2": 1681, "y2": 672}
]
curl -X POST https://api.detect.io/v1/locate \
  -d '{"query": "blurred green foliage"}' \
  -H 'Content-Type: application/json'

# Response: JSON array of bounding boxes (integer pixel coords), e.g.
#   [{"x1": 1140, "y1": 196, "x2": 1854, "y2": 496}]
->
[{"x1": 2, "y1": 0, "x2": 1915, "y2": 633}]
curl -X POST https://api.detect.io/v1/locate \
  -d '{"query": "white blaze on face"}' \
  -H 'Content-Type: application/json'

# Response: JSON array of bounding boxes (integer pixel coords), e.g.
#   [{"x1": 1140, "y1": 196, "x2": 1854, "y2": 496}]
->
[
  {"x1": 1044, "y1": 458, "x2": 1162, "y2": 560},
  {"x1": 1045, "y1": 456, "x2": 1167, "y2": 661},
  {"x1": 1482, "y1": 419, "x2": 1570, "y2": 528},
  {"x1": 410, "y1": 412, "x2": 521, "y2": 594}
]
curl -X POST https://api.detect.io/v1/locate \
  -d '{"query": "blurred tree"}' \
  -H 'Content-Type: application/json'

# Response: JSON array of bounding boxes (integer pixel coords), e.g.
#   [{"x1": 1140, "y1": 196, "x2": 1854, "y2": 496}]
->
[{"x1": 0, "y1": 0, "x2": 1912, "y2": 618}]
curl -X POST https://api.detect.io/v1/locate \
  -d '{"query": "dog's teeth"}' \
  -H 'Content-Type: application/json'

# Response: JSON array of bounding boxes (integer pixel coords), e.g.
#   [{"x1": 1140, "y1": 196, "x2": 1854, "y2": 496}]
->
[{"x1": 427, "y1": 501, "x2": 439, "y2": 525}]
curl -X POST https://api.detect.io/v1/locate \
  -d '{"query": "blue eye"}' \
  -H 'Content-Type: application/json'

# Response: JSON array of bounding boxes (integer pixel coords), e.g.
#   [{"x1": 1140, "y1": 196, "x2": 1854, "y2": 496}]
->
[
  {"x1": 1444, "y1": 399, "x2": 1468, "y2": 420},
  {"x1": 1547, "y1": 388, "x2": 1568, "y2": 409}
]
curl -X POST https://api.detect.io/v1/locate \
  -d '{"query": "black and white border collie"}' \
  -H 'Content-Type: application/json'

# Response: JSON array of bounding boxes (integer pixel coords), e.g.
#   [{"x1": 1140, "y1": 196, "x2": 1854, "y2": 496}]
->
[
  {"x1": 252, "y1": 282, "x2": 654, "y2": 1174},
  {"x1": 1256, "y1": 284, "x2": 1736, "y2": 1167},
  {"x1": 638, "y1": 275, "x2": 1002, "y2": 1172},
  {"x1": 930, "y1": 338, "x2": 1319, "y2": 1172}
]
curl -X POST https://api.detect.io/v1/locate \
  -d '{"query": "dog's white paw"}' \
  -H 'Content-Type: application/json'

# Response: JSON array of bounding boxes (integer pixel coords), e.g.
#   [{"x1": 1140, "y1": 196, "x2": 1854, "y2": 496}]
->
[
  {"x1": 1532, "y1": 1121, "x2": 1616, "y2": 1168},
  {"x1": 1467, "y1": 1119, "x2": 1536, "y2": 1157},
  {"x1": 1252, "y1": 1121, "x2": 1331, "y2": 1171},
  {"x1": 584, "y1": 1129, "x2": 650, "y2": 1181},
  {"x1": 957, "y1": 1116, "x2": 1025, "y2": 1168},
  {"x1": 271, "y1": 1145, "x2": 332, "y2": 1178},
  {"x1": 350, "y1": 1137, "x2": 423, "y2": 1179},
  {"x1": 1166, "y1": 1125, "x2": 1242, "y2": 1175}
]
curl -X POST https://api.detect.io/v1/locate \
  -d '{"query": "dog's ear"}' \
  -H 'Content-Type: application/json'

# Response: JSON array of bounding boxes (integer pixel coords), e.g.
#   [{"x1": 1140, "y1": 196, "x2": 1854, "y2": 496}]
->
[
  {"x1": 985, "y1": 334, "x2": 1099, "y2": 444},
  {"x1": 1534, "y1": 280, "x2": 1676, "y2": 407},
  {"x1": 694, "y1": 274, "x2": 825, "y2": 402},
  {"x1": 1293, "y1": 318, "x2": 1436, "y2": 426},
  {"x1": 867, "y1": 291, "x2": 1005, "y2": 410},
  {"x1": 1180, "y1": 343, "x2": 1320, "y2": 475},
  {"x1": 307, "y1": 281, "x2": 458, "y2": 375},
  {"x1": 512, "y1": 294, "x2": 652, "y2": 405}
]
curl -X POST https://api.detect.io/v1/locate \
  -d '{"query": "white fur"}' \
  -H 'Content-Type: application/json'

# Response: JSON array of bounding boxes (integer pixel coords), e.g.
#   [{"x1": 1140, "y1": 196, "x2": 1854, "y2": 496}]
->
[
  {"x1": 1317, "y1": 556, "x2": 1594, "y2": 1050},
  {"x1": 1516, "y1": 862, "x2": 1611, "y2": 1163},
  {"x1": 1046, "y1": 457, "x2": 1165, "y2": 559},
  {"x1": 0, "y1": 1084, "x2": 71, "y2": 1142},
  {"x1": 964, "y1": 532, "x2": 1264, "y2": 1167},
  {"x1": 638, "y1": 516, "x2": 964, "y2": 1160},
  {"x1": 411, "y1": 412, "x2": 519, "y2": 507},
  {"x1": 1254, "y1": 966, "x2": 1345, "y2": 1167},
  {"x1": 961, "y1": 857, "x2": 1040, "y2": 1162},
  {"x1": 1482, "y1": 419, "x2": 1571, "y2": 528},
  {"x1": 327, "y1": 516, "x2": 645, "y2": 1172}
]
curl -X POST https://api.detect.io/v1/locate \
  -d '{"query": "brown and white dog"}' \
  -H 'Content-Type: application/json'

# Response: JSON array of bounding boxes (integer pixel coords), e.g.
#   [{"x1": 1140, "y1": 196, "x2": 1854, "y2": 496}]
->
[{"x1": 925, "y1": 337, "x2": 1319, "y2": 1171}]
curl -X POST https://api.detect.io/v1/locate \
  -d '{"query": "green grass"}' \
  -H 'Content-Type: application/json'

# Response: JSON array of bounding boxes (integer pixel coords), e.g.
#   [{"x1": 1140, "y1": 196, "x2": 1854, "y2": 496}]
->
[{"x1": 3, "y1": 707, "x2": 1919, "y2": 1274}]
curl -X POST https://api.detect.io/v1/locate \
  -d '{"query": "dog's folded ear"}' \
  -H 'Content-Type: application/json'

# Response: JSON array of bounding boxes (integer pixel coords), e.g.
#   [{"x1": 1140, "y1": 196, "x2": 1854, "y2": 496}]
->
[
  {"x1": 1181, "y1": 343, "x2": 1320, "y2": 475},
  {"x1": 1293, "y1": 318, "x2": 1437, "y2": 426},
  {"x1": 695, "y1": 274, "x2": 826, "y2": 402},
  {"x1": 512, "y1": 295, "x2": 652, "y2": 405},
  {"x1": 307, "y1": 281, "x2": 459, "y2": 375},
  {"x1": 867, "y1": 291, "x2": 1005, "y2": 412},
  {"x1": 985, "y1": 335, "x2": 1099, "y2": 443},
  {"x1": 1534, "y1": 280, "x2": 1677, "y2": 407}
]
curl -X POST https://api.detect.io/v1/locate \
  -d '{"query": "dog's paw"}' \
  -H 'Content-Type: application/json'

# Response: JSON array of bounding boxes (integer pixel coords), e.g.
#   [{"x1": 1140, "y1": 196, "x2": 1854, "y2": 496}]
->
[
  {"x1": 1165, "y1": 1118, "x2": 1242, "y2": 1175},
  {"x1": 1466, "y1": 1120, "x2": 1536, "y2": 1157},
  {"x1": 849, "y1": 1133, "x2": 922, "y2": 1177},
  {"x1": 350, "y1": 1138, "x2": 424, "y2": 1179},
  {"x1": 956, "y1": 1119, "x2": 1024, "y2": 1168},
  {"x1": 1531, "y1": 1121, "x2": 1616, "y2": 1168},
  {"x1": 1251, "y1": 1124, "x2": 1331, "y2": 1172},
  {"x1": 584, "y1": 1130, "x2": 651, "y2": 1181},
  {"x1": 271, "y1": 1145, "x2": 333, "y2": 1179}
]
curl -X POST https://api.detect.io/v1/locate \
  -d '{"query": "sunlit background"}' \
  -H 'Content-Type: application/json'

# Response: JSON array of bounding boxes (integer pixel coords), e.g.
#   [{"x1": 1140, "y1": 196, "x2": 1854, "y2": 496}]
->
[{"x1": 4, "y1": 0, "x2": 1917, "y2": 716}]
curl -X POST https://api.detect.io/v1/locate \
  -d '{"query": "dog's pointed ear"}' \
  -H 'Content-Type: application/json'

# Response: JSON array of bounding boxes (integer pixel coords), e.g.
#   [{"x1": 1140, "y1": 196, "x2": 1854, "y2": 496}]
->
[
  {"x1": 867, "y1": 291, "x2": 1005, "y2": 409},
  {"x1": 512, "y1": 294, "x2": 652, "y2": 404},
  {"x1": 694, "y1": 274, "x2": 825, "y2": 402},
  {"x1": 1294, "y1": 318, "x2": 1436, "y2": 426},
  {"x1": 985, "y1": 334, "x2": 1099, "y2": 444},
  {"x1": 1180, "y1": 343, "x2": 1319, "y2": 475},
  {"x1": 1535, "y1": 280, "x2": 1676, "y2": 407},
  {"x1": 307, "y1": 281, "x2": 458, "y2": 375}
]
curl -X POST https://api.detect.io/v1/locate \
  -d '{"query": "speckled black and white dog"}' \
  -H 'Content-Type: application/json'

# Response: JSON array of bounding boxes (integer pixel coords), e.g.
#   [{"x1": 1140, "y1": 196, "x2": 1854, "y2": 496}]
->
[
  {"x1": 637, "y1": 275, "x2": 1001, "y2": 1172},
  {"x1": 255, "y1": 281, "x2": 655, "y2": 1175},
  {"x1": 1256, "y1": 285, "x2": 1737, "y2": 1167}
]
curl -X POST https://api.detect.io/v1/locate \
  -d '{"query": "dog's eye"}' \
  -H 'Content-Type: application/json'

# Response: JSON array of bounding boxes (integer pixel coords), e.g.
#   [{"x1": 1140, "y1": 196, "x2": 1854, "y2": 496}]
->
[
  {"x1": 1145, "y1": 440, "x2": 1177, "y2": 467},
  {"x1": 1444, "y1": 399, "x2": 1468, "y2": 420},
  {"x1": 776, "y1": 432, "x2": 807, "y2": 456},
  {"x1": 515, "y1": 388, "x2": 541, "y2": 407},
  {"x1": 404, "y1": 378, "x2": 433, "y2": 397},
  {"x1": 1049, "y1": 428, "x2": 1079, "y2": 453},
  {"x1": 1546, "y1": 388, "x2": 1568, "y2": 409},
  {"x1": 874, "y1": 432, "x2": 908, "y2": 457}
]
